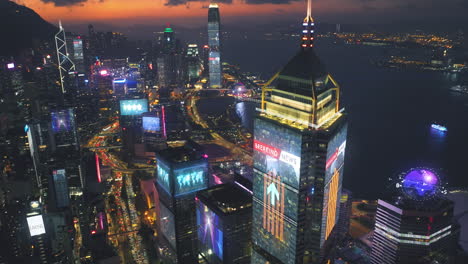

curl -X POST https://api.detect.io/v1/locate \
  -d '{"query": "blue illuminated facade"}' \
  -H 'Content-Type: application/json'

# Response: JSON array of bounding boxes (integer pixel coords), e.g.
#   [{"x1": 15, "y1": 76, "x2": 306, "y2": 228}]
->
[
  {"x1": 143, "y1": 116, "x2": 161, "y2": 133},
  {"x1": 156, "y1": 141, "x2": 209, "y2": 264}
]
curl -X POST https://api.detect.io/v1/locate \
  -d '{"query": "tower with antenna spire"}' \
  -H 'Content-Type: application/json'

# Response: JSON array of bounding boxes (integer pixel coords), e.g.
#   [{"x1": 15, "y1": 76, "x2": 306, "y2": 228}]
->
[{"x1": 251, "y1": 0, "x2": 348, "y2": 263}]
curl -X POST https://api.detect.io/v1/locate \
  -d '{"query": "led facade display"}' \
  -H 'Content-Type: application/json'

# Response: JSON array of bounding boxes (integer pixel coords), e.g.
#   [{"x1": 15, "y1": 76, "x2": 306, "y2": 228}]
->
[
  {"x1": 53, "y1": 169, "x2": 70, "y2": 208},
  {"x1": 252, "y1": 118, "x2": 302, "y2": 264},
  {"x1": 174, "y1": 164, "x2": 208, "y2": 196},
  {"x1": 143, "y1": 116, "x2": 161, "y2": 133},
  {"x1": 252, "y1": 171, "x2": 298, "y2": 264},
  {"x1": 27, "y1": 215, "x2": 46, "y2": 237},
  {"x1": 160, "y1": 203, "x2": 176, "y2": 248},
  {"x1": 253, "y1": 118, "x2": 302, "y2": 188},
  {"x1": 119, "y1": 99, "x2": 148, "y2": 116},
  {"x1": 51, "y1": 109, "x2": 75, "y2": 133},
  {"x1": 321, "y1": 124, "x2": 347, "y2": 244},
  {"x1": 73, "y1": 38, "x2": 84, "y2": 60},
  {"x1": 157, "y1": 160, "x2": 171, "y2": 194},
  {"x1": 197, "y1": 201, "x2": 223, "y2": 261}
]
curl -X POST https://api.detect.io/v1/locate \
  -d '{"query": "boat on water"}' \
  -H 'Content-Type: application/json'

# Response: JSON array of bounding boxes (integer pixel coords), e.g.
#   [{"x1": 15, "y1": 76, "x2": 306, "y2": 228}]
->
[
  {"x1": 431, "y1": 124, "x2": 447, "y2": 132},
  {"x1": 450, "y1": 85, "x2": 468, "y2": 94}
]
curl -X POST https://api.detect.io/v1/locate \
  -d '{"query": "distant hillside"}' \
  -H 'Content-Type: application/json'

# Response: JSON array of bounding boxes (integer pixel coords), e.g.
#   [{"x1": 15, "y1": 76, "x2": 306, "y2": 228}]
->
[{"x1": 0, "y1": 0, "x2": 57, "y2": 56}]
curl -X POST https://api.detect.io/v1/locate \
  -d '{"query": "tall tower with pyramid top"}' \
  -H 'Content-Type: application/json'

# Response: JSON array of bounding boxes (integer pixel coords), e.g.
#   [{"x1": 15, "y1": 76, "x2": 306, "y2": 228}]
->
[{"x1": 251, "y1": 1, "x2": 348, "y2": 263}]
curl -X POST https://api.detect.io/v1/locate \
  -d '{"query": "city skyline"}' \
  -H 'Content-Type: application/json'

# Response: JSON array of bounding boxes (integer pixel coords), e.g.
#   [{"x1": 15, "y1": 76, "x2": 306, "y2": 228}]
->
[
  {"x1": 12, "y1": 0, "x2": 468, "y2": 29},
  {"x1": 1, "y1": 0, "x2": 467, "y2": 263}
]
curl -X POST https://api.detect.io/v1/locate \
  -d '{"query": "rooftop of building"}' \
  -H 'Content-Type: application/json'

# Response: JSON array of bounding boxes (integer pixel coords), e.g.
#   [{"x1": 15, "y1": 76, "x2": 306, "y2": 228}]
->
[
  {"x1": 196, "y1": 183, "x2": 252, "y2": 216},
  {"x1": 278, "y1": 48, "x2": 327, "y2": 83},
  {"x1": 156, "y1": 140, "x2": 205, "y2": 164}
]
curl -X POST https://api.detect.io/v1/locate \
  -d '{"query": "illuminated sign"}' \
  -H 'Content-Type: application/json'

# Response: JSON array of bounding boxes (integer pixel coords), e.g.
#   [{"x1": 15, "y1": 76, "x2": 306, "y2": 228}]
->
[
  {"x1": 99, "y1": 69, "x2": 109, "y2": 76},
  {"x1": 157, "y1": 160, "x2": 171, "y2": 194},
  {"x1": 7, "y1": 63, "x2": 14, "y2": 69},
  {"x1": 113, "y1": 78, "x2": 126, "y2": 84},
  {"x1": 27, "y1": 215, "x2": 46, "y2": 237},
  {"x1": 51, "y1": 109, "x2": 75, "y2": 133},
  {"x1": 263, "y1": 172, "x2": 285, "y2": 241},
  {"x1": 253, "y1": 118, "x2": 302, "y2": 188},
  {"x1": 119, "y1": 99, "x2": 148, "y2": 116},
  {"x1": 252, "y1": 118, "x2": 303, "y2": 264},
  {"x1": 174, "y1": 165, "x2": 207, "y2": 196},
  {"x1": 143, "y1": 116, "x2": 161, "y2": 133},
  {"x1": 197, "y1": 201, "x2": 223, "y2": 260},
  {"x1": 321, "y1": 124, "x2": 347, "y2": 245}
]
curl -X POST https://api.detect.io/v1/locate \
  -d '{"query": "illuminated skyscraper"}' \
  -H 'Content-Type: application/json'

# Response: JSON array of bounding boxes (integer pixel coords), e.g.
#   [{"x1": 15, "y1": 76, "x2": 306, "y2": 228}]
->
[
  {"x1": 208, "y1": 3, "x2": 221, "y2": 88},
  {"x1": 196, "y1": 183, "x2": 253, "y2": 264},
  {"x1": 156, "y1": 141, "x2": 209, "y2": 263},
  {"x1": 251, "y1": 1, "x2": 347, "y2": 263},
  {"x1": 55, "y1": 21, "x2": 76, "y2": 94},
  {"x1": 371, "y1": 169, "x2": 460, "y2": 264}
]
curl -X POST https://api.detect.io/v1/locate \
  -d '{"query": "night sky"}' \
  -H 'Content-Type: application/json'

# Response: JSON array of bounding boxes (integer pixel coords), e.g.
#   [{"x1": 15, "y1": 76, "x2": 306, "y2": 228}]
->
[{"x1": 14, "y1": 0, "x2": 468, "y2": 29}]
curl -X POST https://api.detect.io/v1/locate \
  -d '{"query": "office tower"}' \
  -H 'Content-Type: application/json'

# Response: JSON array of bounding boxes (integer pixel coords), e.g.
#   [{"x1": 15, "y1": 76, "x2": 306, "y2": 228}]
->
[
  {"x1": 371, "y1": 169, "x2": 459, "y2": 264},
  {"x1": 186, "y1": 44, "x2": 201, "y2": 83},
  {"x1": 336, "y1": 189, "x2": 352, "y2": 238},
  {"x1": 142, "y1": 111, "x2": 166, "y2": 150},
  {"x1": 55, "y1": 21, "x2": 76, "y2": 95},
  {"x1": 163, "y1": 25, "x2": 176, "y2": 54},
  {"x1": 69, "y1": 35, "x2": 85, "y2": 74},
  {"x1": 208, "y1": 3, "x2": 221, "y2": 88},
  {"x1": 156, "y1": 141, "x2": 209, "y2": 263},
  {"x1": 196, "y1": 183, "x2": 253, "y2": 264},
  {"x1": 251, "y1": 1, "x2": 347, "y2": 263}
]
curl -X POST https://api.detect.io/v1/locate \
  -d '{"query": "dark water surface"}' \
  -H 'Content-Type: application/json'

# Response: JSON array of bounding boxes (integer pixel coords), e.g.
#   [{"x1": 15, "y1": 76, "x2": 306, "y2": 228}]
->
[{"x1": 199, "y1": 37, "x2": 468, "y2": 199}]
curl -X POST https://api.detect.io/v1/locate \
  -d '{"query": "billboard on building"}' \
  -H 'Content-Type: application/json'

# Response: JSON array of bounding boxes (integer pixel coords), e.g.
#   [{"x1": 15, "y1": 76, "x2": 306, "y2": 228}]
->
[
  {"x1": 197, "y1": 201, "x2": 223, "y2": 261},
  {"x1": 27, "y1": 215, "x2": 46, "y2": 237},
  {"x1": 252, "y1": 117, "x2": 303, "y2": 264},
  {"x1": 321, "y1": 124, "x2": 347, "y2": 244},
  {"x1": 157, "y1": 159, "x2": 171, "y2": 194},
  {"x1": 253, "y1": 118, "x2": 302, "y2": 188},
  {"x1": 252, "y1": 171, "x2": 298, "y2": 264},
  {"x1": 73, "y1": 38, "x2": 84, "y2": 60},
  {"x1": 53, "y1": 169, "x2": 70, "y2": 208},
  {"x1": 159, "y1": 203, "x2": 176, "y2": 248},
  {"x1": 143, "y1": 116, "x2": 161, "y2": 133},
  {"x1": 119, "y1": 99, "x2": 148, "y2": 116},
  {"x1": 51, "y1": 108, "x2": 75, "y2": 133},
  {"x1": 174, "y1": 163, "x2": 208, "y2": 196}
]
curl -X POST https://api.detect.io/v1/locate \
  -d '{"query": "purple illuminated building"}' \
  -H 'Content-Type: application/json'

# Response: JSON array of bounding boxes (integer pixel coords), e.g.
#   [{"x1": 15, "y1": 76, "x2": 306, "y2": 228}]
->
[
  {"x1": 196, "y1": 183, "x2": 252, "y2": 264},
  {"x1": 371, "y1": 168, "x2": 460, "y2": 264}
]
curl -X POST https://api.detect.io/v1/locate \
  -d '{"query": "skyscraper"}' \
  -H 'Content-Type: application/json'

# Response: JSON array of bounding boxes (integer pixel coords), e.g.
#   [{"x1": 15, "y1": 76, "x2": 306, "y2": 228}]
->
[
  {"x1": 55, "y1": 21, "x2": 76, "y2": 95},
  {"x1": 208, "y1": 3, "x2": 221, "y2": 88},
  {"x1": 251, "y1": 1, "x2": 347, "y2": 263},
  {"x1": 371, "y1": 169, "x2": 460, "y2": 264},
  {"x1": 156, "y1": 141, "x2": 209, "y2": 263},
  {"x1": 196, "y1": 183, "x2": 253, "y2": 264}
]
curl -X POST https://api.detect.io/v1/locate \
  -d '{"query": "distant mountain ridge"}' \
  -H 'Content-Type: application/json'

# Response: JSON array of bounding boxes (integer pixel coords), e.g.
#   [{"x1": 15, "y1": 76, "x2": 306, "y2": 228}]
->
[{"x1": 0, "y1": 0, "x2": 57, "y2": 56}]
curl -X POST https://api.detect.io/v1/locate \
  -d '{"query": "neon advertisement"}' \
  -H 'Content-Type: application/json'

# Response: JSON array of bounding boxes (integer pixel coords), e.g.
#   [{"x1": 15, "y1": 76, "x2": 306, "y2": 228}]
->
[
  {"x1": 174, "y1": 165, "x2": 207, "y2": 196},
  {"x1": 157, "y1": 160, "x2": 171, "y2": 194},
  {"x1": 51, "y1": 109, "x2": 75, "y2": 133},
  {"x1": 321, "y1": 124, "x2": 347, "y2": 245},
  {"x1": 197, "y1": 201, "x2": 223, "y2": 260},
  {"x1": 143, "y1": 116, "x2": 161, "y2": 133},
  {"x1": 253, "y1": 118, "x2": 302, "y2": 188},
  {"x1": 119, "y1": 99, "x2": 148, "y2": 116},
  {"x1": 27, "y1": 215, "x2": 46, "y2": 237},
  {"x1": 252, "y1": 170, "x2": 299, "y2": 264}
]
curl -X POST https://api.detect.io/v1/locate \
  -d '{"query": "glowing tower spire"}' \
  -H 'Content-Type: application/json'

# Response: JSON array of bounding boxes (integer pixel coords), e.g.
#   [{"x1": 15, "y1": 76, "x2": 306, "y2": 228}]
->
[
  {"x1": 55, "y1": 20, "x2": 76, "y2": 94},
  {"x1": 302, "y1": 0, "x2": 315, "y2": 49}
]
